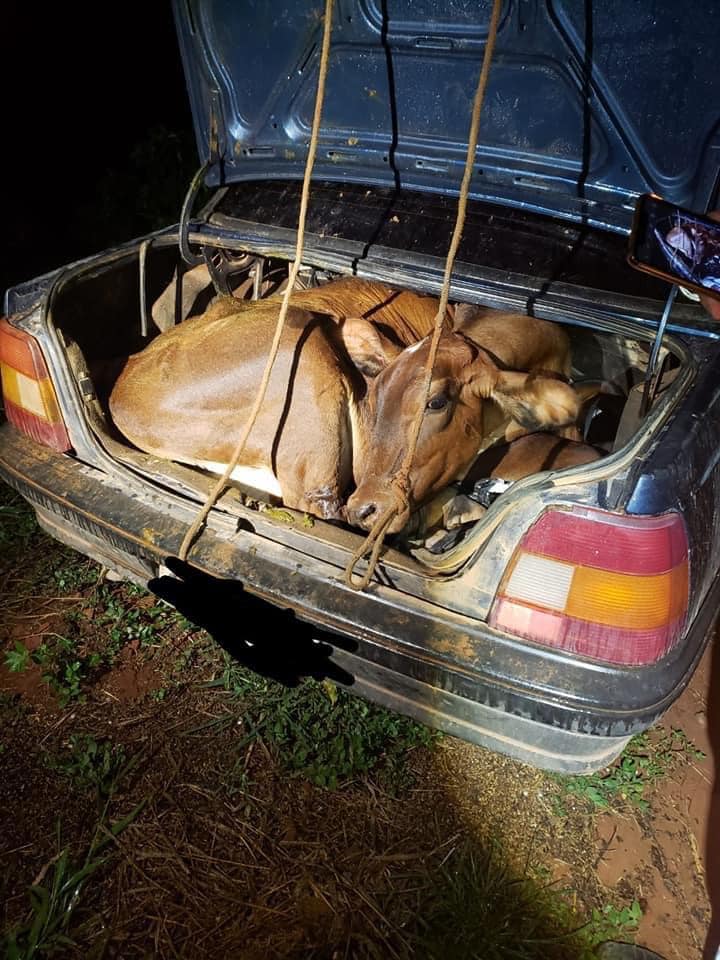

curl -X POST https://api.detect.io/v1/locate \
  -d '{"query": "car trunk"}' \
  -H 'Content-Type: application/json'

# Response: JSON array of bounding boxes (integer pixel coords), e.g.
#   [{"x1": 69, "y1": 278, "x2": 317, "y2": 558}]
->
[
  {"x1": 42, "y1": 185, "x2": 697, "y2": 610},
  {"x1": 14, "y1": 0, "x2": 719, "y2": 612}
]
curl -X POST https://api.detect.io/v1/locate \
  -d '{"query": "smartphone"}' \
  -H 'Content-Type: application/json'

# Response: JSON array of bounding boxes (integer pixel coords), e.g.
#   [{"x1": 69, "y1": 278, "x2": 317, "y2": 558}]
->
[{"x1": 627, "y1": 194, "x2": 720, "y2": 301}]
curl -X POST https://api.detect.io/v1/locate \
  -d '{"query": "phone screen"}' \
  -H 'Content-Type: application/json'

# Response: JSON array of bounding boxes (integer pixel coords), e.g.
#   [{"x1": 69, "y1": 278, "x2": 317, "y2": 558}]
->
[{"x1": 628, "y1": 195, "x2": 720, "y2": 300}]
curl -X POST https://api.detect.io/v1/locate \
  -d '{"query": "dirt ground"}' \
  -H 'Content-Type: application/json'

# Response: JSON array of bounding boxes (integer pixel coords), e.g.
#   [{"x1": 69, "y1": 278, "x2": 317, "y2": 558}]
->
[{"x1": 0, "y1": 491, "x2": 716, "y2": 959}]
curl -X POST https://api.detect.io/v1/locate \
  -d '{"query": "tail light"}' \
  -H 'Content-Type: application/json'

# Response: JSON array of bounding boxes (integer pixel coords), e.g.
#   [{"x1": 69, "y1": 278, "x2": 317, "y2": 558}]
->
[
  {"x1": 489, "y1": 507, "x2": 688, "y2": 665},
  {"x1": 0, "y1": 318, "x2": 72, "y2": 452}
]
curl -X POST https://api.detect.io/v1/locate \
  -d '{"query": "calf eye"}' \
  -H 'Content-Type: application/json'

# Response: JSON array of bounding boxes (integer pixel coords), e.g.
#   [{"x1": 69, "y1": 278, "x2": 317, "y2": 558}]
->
[{"x1": 426, "y1": 393, "x2": 449, "y2": 411}]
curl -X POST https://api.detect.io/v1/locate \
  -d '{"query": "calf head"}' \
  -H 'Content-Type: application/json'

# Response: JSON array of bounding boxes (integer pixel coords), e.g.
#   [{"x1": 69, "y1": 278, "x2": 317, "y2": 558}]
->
[{"x1": 345, "y1": 330, "x2": 581, "y2": 533}]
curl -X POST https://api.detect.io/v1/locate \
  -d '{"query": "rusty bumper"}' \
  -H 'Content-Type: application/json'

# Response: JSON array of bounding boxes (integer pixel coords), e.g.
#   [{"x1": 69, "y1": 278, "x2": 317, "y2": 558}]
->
[{"x1": 2, "y1": 424, "x2": 717, "y2": 773}]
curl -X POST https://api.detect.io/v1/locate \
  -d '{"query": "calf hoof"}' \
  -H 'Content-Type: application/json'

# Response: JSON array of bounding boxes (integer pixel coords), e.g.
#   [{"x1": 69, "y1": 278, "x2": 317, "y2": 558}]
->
[{"x1": 305, "y1": 486, "x2": 345, "y2": 521}]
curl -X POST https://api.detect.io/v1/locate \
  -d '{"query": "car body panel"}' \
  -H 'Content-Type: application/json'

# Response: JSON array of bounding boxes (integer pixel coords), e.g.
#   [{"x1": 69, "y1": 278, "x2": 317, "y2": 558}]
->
[
  {"x1": 174, "y1": 0, "x2": 720, "y2": 231},
  {"x1": 3, "y1": 424, "x2": 718, "y2": 776}
]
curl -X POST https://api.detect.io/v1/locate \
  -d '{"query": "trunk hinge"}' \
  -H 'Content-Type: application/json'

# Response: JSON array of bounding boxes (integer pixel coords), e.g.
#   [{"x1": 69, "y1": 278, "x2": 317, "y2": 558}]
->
[
  {"x1": 138, "y1": 100, "x2": 223, "y2": 337},
  {"x1": 639, "y1": 285, "x2": 677, "y2": 417},
  {"x1": 639, "y1": 177, "x2": 720, "y2": 417},
  {"x1": 179, "y1": 98, "x2": 222, "y2": 266}
]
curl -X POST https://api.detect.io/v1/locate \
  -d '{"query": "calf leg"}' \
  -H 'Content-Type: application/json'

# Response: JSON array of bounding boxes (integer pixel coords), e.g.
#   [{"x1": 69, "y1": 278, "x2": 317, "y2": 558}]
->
[{"x1": 274, "y1": 425, "x2": 352, "y2": 522}]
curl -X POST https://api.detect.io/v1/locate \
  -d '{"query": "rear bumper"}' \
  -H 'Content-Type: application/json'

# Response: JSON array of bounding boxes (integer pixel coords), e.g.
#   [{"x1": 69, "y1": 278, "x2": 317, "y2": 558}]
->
[{"x1": 2, "y1": 424, "x2": 717, "y2": 774}]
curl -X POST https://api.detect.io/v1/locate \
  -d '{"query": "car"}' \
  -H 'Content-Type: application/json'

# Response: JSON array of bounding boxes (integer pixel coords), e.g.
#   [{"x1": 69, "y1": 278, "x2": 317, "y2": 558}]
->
[{"x1": 1, "y1": 0, "x2": 718, "y2": 773}]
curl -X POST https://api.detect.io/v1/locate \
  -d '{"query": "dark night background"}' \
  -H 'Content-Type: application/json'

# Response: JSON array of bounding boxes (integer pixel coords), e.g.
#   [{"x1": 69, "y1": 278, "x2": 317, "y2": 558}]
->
[{"x1": 4, "y1": 2, "x2": 196, "y2": 298}]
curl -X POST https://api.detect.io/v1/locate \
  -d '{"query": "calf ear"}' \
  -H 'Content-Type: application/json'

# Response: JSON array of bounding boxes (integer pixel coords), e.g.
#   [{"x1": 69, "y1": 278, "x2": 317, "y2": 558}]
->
[
  {"x1": 461, "y1": 348, "x2": 502, "y2": 398},
  {"x1": 492, "y1": 371, "x2": 581, "y2": 430},
  {"x1": 340, "y1": 317, "x2": 402, "y2": 378}
]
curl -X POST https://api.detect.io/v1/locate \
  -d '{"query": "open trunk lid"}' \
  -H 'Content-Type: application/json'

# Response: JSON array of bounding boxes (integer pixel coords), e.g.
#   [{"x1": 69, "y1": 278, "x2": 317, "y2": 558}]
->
[{"x1": 174, "y1": 0, "x2": 720, "y2": 234}]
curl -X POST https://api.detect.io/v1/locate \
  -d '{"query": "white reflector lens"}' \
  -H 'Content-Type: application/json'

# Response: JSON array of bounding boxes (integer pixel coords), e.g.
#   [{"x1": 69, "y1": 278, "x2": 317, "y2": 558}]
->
[
  {"x1": 504, "y1": 553, "x2": 575, "y2": 611},
  {"x1": 14, "y1": 369, "x2": 46, "y2": 417}
]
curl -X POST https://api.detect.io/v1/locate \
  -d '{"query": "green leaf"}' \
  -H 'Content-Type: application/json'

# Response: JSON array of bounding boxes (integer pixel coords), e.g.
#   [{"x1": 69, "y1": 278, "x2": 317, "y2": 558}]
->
[
  {"x1": 109, "y1": 798, "x2": 148, "y2": 837},
  {"x1": 2, "y1": 931, "x2": 21, "y2": 960},
  {"x1": 57, "y1": 856, "x2": 106, "y2": 898},
  {"x1": 4, "y1": 641, "x2": 30, "y2": 673},
  {"x1": 27, "y1": 883, "x2": 50, "y2": 952}
]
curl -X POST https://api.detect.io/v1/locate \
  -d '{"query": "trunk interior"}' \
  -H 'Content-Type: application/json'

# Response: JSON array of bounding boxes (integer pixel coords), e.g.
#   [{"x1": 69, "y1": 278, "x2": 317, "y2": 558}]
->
[{"x1": 49, "y1": 237, "x2": 684, "y2": 574}]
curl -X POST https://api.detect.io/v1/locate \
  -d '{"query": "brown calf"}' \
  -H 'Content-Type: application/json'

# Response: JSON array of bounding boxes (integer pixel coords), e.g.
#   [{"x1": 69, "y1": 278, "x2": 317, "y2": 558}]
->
[
  {"x1": 110, "y1": 279, "x2": 581, "y2": 531},
  {"x1": 410, "y1": 433, "x2": 603, "y2": 544}
]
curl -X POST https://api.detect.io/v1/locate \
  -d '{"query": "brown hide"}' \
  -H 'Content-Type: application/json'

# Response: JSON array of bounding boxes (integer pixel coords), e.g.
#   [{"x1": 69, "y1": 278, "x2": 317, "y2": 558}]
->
[
  {"x1": 466, "y1": 432, "x2": 601, "y2": 482},
  {"x1": 111, "y1": 305, "x2": 359, "y2": 519},
  {"x1": 110, "y1": 279, "x2": 439, "y2": 520},
  {"x1": 452, "y1": 303, "x2": 572, "y2": 376},
  {"x1": 110, "y1": 279, "x2": 580, "y2": 531},
  {"x1": 198, "y1": 277, "x2": 442, "y2": 344},
  {"x1": 427, "y1": 434, "x2": 603, "y2": 534},
  {"x1": 283, "y1": 277, "x2": 443, "y2": 343},
  {"x1": 345, "y1": 331, "x2": 582, "y2": 532}
]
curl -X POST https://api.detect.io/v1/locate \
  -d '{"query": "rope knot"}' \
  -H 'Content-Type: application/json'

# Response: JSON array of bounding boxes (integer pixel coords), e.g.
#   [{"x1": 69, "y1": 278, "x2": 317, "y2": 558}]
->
[{"x1": 390, "y1": 470, "x2": 412, "y2": 513}]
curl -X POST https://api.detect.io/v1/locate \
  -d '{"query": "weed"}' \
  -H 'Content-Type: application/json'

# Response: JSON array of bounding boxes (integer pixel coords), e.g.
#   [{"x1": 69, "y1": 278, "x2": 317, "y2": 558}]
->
[
  {"x1": 124, "y1": 582, "x2": 148, "y2": 598},
  {"x1": 0, "y1": 489, "x2": 38, "y2": 559},
  {"x1": 1, "y1": 758, "x2": 145, "y2": 959},
  {"x1": 51, "y1": 558, "x2": 98, "y2": 594},
  {"x1": 171, "y1": 633, "x2": 212, "y2": 677},
  {"x1": 212, "y1": 656, "x2": 437, "y2": 791},
  {"x1": 151, "y1": 687, "x2": 167, "y2": 702},
  {"x1": 95, "y1": 584, "x2": 183, "y2": 653},
  {"x1": 411, "y1": 841, "x2": 598, "y2": 960},
  {"x1": 4, "y1": 640, "x2": 31, "y2": 673},
  {"x1": 586, "y1": 900, "x2": 642, "y2": 947},
  {"x1": 3, "y1": 578, "x2": 200, "y2": 709},
  {"x1": 551, "y1": 727, "x2": 705, "y2": 813},
  {"x1": 46, "y1": 734, "x2": 127, "y2": 800},
  {"x1": 669, "y1": 726, "x2": 706, "y2": 760},
  {"x1": 31, "y1": 636, "x2": 100, "y2": 706}
]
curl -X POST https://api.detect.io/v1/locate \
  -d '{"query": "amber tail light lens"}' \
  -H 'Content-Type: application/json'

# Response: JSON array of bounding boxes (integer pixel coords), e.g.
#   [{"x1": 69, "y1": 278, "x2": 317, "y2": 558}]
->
[
  {"x1": 0, "y1": 318, "x2": 72, "y2": 452},
  {"x1": 489, "y1": 507, "x2": 689, "y2": 666}
]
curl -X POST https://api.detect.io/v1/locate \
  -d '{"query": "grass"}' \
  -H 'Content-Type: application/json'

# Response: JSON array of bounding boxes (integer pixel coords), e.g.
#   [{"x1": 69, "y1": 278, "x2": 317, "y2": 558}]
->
[
  {"x1": 552, "y1": 728, "x2": 706, "y2": 814},
  {"x1": 1, "y1": 748, "x2": 145, "y2": 960},
  {"x1": 212, "y1": 655, "x2": 438, "y2": 792},
  {"x1": 410, "y1": 841, "x2": 642, "y2": 960},
  {"x1": 0, "y1": 491, "x2": 38, "y2": 556}
]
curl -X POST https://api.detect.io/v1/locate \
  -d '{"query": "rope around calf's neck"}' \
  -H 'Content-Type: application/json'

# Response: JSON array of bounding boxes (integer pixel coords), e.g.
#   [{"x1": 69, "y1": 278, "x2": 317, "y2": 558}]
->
[
  {"x1": 178, "y1": 0, "x2": 335, "y2": 562},
  {"x1": 343, "y1": 0, "x2": 504, "y2": 590}
]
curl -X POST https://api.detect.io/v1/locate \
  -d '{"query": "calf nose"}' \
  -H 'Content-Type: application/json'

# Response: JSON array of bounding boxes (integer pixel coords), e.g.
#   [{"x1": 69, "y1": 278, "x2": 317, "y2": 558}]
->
[
  {"x1": 357, "y1": 502, "x2": 377, "y2": 521},
  {"x1": 347, "y1": 500, "x2": 378, "y2": 529}
]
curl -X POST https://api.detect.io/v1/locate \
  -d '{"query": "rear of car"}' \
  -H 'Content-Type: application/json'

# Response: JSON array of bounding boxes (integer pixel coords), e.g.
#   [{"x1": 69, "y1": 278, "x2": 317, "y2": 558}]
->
[{"x1": 1, "y1": 0, "x2": 719, "y2": 772}]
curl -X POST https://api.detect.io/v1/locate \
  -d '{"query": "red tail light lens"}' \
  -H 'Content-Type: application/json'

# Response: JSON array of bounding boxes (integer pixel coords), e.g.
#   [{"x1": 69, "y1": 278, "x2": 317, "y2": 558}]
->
[
  {"x1": 489, "y1": 507, "x2": 689, "y2": 665},
  {"x1": 0, "y1": 318, "x2": 72, "y2": 452}
]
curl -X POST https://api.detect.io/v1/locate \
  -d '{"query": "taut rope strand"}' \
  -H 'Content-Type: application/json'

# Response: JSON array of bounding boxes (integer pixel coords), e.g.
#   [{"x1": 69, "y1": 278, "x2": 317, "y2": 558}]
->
[
  {"x1": 178, "y1": 0, "x2": 335, "y2": 561},
  {"x1": 343, "y1": 0, "x2": 504, "y2": 589}
]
